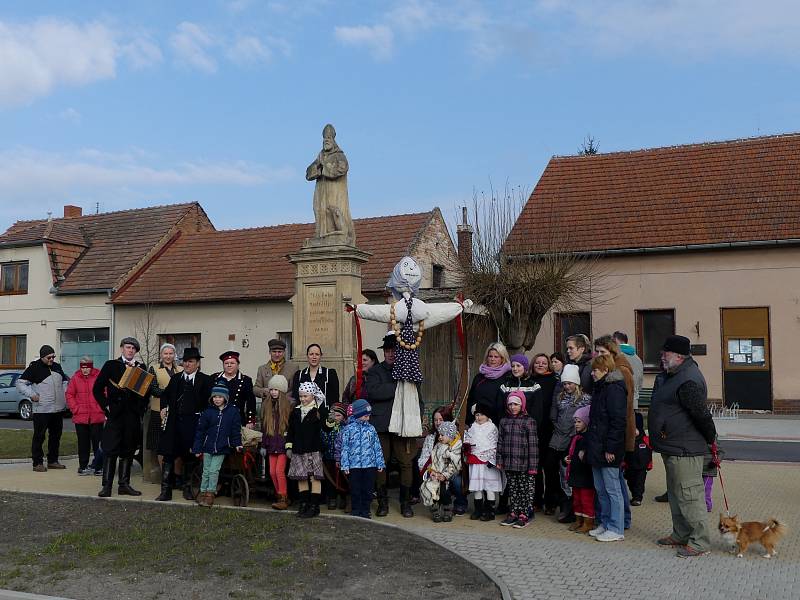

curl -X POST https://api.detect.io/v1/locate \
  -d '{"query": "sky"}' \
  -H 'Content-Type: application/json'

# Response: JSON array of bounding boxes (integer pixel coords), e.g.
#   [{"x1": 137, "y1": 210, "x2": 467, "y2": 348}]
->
[{"x1": 1, "y1": 0, "x2": 799, "y2": 233}]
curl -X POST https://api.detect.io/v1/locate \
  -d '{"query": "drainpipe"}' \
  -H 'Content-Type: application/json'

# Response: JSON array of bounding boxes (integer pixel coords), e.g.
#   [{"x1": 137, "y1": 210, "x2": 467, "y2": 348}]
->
[{"x1": 109, "y1": 291, "x2": 115, "y2": 360}]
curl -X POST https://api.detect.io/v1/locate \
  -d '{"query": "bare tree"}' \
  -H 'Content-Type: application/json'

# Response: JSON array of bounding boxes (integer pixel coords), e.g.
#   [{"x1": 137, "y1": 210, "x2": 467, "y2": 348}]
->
[
  {"x1": 579, "y1": 134, "x2": 599, "y2": 155},
  {"x1": 132, "y1": 299, "x2": 162, "y2": 368},
  {"x1": 457, "y1": 182, "x2": 611, "y2": 355}
]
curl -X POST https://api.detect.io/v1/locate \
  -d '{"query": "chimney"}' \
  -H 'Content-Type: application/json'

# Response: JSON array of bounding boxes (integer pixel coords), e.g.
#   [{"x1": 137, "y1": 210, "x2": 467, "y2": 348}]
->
[
  {"x1": 64, "y1": 205, "x2": 82, "y2": 218},
  {"x1": 456, "y1": 206, "x2": 473, "y2": 268}
]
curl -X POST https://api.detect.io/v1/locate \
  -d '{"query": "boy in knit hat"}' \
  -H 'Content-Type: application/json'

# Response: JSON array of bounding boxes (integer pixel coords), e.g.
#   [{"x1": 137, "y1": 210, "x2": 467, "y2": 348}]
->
[
  {"x1": 321, "y1": 402, "x2": 349, "y2": 510},
  {"x1": 565, "y1": 405, "x2": 595, "y2": 533},
  {"x1": 192, "y1": 384, "x2": 243, "y2": 507},
  {"x1": 339, "y1": 399, "x2": 385, "y2": 518},
  {"x1": 420, "y1": 420, "x2": 463, "y2": 523}
]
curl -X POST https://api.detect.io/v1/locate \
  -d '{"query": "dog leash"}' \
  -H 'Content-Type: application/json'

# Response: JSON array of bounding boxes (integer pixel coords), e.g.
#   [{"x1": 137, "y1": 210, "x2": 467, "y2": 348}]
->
[{"x1": 711, "y1": 443, "x2": 730, "y2": 515}]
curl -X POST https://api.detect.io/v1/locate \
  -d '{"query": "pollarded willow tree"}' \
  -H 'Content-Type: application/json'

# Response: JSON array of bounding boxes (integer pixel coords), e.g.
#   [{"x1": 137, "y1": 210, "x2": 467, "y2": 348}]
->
[{"x1": 457, "y1": 183, "x2": 611, "y2": 355}]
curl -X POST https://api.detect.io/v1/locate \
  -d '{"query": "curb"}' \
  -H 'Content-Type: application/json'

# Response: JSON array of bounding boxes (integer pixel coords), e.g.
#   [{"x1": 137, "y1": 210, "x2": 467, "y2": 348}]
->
[
  {"x1": 2, "y1": 490, "x2": 512, "y2": 600},
  {"x1": 0, "y1": 590, "x2": 73, "y2": 600},
  {"x1": 0, "y1": 455, "x2": 78, "y2": 465}
]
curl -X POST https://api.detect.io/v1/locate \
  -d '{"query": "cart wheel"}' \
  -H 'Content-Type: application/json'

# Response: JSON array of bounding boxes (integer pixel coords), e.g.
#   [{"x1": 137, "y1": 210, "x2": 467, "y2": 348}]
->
[
  {"x1": 232, "y1": 474, "x2": 249, "y2": 507},
  {"x1": 189, "y1": 463, "x2": 203, "y2": 500}
]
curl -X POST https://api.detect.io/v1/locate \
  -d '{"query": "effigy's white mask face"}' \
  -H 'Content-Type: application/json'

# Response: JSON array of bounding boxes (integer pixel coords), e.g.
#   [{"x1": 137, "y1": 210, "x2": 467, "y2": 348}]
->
[{"x1": 399, "y1": 258, "x2": 422, "y2": 288}]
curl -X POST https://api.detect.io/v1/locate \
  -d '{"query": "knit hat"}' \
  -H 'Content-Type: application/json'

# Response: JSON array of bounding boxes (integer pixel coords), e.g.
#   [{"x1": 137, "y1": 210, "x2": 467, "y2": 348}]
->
[
  {"x1": 438, "y1": 420, "x2": 458, "y2": 440},
  {"x1": 210, "y1": 384, "x2": 229, "y2": 401},
  {"x1": 267, "y1": 374, "x2": 289, "y2": 394},
  {"x1": 561, "y1": 364, "x2": 581, "y2": 385},
  {"x1": 509, "y1": 353, "x2": 529, "y2": 371},
  {"x1": 298, "y1": 381, "x2": 326, "y2": 406},
  {"x1": 573, "y1": 405, "x2": 590, "y2": 427},
  {"x1": 474, "y1": 400, "x2": 495, "y2": 421},
  {"x1": 120, "y1": 337, "x2": 141, "y2": 352},
  {"x1": 506, "y1": 391, "x2": 525, "y2": 407},
  {"x1": 346, "y1": 403, "x2": 354, "y2": 417},
  {"x1": 662, "y1": 334, "x2": 691, "y2": 355},
  {"x1": 332, "y1": 402, "x2": 348, "y2": 419},
  {"x1": 39, "y1": 344, "x2": 55, "y2": 358},
  {"x1": 351, "y1": 399, "x2": 371, "y2": 419}
]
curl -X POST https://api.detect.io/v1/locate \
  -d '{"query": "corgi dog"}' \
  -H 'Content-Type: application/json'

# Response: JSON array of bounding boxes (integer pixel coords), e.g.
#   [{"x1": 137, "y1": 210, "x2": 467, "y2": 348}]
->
[{"x1": 718, "y1": 514, "x2": 787, "y2": 558}]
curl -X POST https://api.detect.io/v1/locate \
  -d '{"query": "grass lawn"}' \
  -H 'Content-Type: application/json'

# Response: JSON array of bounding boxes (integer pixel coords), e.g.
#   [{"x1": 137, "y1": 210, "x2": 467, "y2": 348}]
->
[
  {"x1": 0, "y1": 492, "x2": 499, "y2": 600},
  {"x1": 0, "y1": 429, "x2": 78, "y2": 459}
]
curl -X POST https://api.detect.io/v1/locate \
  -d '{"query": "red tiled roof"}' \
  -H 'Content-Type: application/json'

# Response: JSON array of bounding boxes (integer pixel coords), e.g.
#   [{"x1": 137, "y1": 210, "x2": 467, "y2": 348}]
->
[
  {"x1": 112, "y1": 211, "x2": 437, "y2": 304},
  {"x1": 505, "y1": 133, "x2": 800, "y2": 255},
  {"x1": 0, "y1": 203, "x2": 211, "y2": 292}
]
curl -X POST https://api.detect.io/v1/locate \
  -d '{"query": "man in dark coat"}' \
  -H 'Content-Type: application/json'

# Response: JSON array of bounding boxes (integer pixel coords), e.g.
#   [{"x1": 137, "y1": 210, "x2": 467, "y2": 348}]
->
[
  {"x1": 155, "y1": 347, "x2": 213, "y2": 501},
  {"x1": 210, "y1": 351, "x2": 257, "y2": 425},
  {"x1": 649, "y1": 335, "x2": 717, "y2": 558},
  {"x1": 93, "y1": 337, "x2": 150, "y2": 497},
  {"x1": 364, "y1": 333, "x2": 419, "y2": 518}
]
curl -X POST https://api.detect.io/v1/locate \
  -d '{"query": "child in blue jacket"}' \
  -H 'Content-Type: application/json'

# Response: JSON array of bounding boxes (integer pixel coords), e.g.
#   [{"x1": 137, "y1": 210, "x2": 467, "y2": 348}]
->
[
  {"x1": 193, "y1": 384, "x2": 242, "y2": 507},
  {"x1": 339, "y1": 399, "x2": 385, "y2": 518}
]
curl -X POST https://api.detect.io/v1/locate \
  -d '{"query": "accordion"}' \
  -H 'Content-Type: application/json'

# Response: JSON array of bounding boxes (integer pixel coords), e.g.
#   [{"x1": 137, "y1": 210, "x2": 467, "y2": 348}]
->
[{"x1": 116, "y1": 365, "x2": 154, "y2": 397}]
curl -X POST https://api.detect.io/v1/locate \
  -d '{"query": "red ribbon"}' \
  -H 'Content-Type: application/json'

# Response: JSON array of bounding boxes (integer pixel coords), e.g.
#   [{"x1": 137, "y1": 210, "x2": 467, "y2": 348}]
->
[{"x1": 345, "y1": 304, "x2": 364, "y2": 399}]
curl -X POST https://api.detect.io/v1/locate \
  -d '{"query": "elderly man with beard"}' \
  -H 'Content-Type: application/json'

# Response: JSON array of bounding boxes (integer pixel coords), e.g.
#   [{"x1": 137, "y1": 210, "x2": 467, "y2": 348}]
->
[
  {"x1": 649, "y1": 335, "x2": 717, "y2": 559},
  {"x1": 93, "y1": 337, "x2": 150, "y2": 497}
]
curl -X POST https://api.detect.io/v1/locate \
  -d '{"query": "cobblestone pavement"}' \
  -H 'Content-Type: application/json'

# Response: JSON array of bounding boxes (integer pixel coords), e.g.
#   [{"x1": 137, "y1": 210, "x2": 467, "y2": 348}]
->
[{"x1": 0, "y1": 458, "x2": 797, "y2": 600}]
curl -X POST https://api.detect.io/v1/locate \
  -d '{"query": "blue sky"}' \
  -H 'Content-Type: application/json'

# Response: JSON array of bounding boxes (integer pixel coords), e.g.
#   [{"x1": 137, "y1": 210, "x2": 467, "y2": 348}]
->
[{"x1": 1, "y1": 0, "x2": 798, "y2": 232}]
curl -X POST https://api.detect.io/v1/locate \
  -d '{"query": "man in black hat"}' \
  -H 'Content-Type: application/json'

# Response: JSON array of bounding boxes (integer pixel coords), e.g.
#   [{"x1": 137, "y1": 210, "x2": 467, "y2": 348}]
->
[
  {"x1": 211, "y1": 350, "x2": 257, "y2": 425},
  {"x1": 93, "y1": 337, "x2": 149, "y2": 497},
  {"x1": 649, "y1": 335, "x2": 717, "y2": 558},
  {"x1": 254, "y1": 338, "x2": 296, "y2": 403},
  {"x1": 155, "y1": 347, "x2": 213, "y2": 501},
  {"x1": 364, "y1": 332, "x2": 419, "y2": 518}
]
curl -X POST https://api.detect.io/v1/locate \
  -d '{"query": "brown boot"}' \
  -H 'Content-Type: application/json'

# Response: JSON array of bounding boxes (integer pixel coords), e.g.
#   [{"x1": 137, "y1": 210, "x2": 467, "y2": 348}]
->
[
  {"x1": 271, "y1": 494, "x2": 289, "y2": 510},
  {"x1": 568, "y1": 515, "x2": 584, "y2": 532},
  {"x1": 205, "y1": 493, "x2": 215, "y2": 507},
  {"x1": 577, "y1": 517, "x2": 594, "y2": 534},
  {"x1": 196, "y1": 492, "x2": 207, "y2": 505}
]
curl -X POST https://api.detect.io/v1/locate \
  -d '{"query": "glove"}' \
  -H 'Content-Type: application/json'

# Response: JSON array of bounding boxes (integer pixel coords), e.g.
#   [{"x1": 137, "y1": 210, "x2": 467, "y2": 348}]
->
[
  {"x1": 285, "y1": 449, "x2": 292, "y2": 460},
  {"x1": 527, "y1": 469, "x2": 536, "y2": 475}
]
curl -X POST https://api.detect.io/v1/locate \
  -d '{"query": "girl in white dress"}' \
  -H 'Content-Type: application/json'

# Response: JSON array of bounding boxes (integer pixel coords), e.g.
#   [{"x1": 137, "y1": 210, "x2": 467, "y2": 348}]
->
[{"x1": 464, "y1": 400, "x2": 505, "y2": 521}]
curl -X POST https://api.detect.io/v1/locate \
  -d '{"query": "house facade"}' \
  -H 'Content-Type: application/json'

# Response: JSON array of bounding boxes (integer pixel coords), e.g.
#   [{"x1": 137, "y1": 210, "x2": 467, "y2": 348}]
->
[
  {"x1": 505, "y1": 133, "x2": 800, "y2": 413},
  {"x1": 0, "y1": 203, "x2": 214, "y2": 374}
]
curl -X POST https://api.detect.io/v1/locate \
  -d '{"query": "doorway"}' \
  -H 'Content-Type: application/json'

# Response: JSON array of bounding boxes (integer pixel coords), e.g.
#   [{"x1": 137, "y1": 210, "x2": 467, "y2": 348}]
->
[{"x1": 720, "y1": 307, "x2": 771, "y2": 410}]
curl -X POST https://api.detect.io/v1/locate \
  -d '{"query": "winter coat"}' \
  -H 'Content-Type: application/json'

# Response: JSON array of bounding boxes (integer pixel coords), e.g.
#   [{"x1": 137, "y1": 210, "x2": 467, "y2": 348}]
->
[
  {"x1": 320, "y1": 417, "x2": 343, "y2": 462},
  {"x1": 363, "y1": 362, "x2": 397, "y2": 433},
  {"x1": 253, "y1": 361, "x2": 297, "y2": 401},
  {"x1": 93, "y1": 358, "x2": 150, "y2": 419},
  {"x1": 649, "y1": 357, "x2": 716, "y2": 457},
  {"x1": 613, "y1": 354, "x2": 637, "y2": 453},
  {"x1": 499, "y1": 374, "x2": 543, "y2": 431},
  {"x1": 566, "y1": 433, "x2": 593, "y2": 488},
  {"x1": 291, "y1": 366, "x2": 340, "y2": 411},
  {"x1": 17, "y1": 359, "x2": 69, "y2": 414},
  {"x1": 418, "y1": 433, "x2": 436, "y2": 473},
  {"x1": 420, "y1": 436, "x2": 463, "y2": 506},
  {"x1": 210, "y1": 371, "x2": 257, "y2": 425},
  {"x1": 531, "y1": 371, "x2": 558, "y2": 448},
  {"x1": 467, "y1": 372, "x2": 507, "y2": 426},
  {"x1": 572, "y1": 352, "x2": 594, "y2": 396},
  {"x1": 192, "y1": 401, "x2": 242, "y2": 455},
  {"x1": 65, "y1": 367, "x2": 105, "y2": 425},
  {"x1": 285, "y1": 404, "x2": 326, "y2": 454},
  {"x1": 549, "y1": 389, "x2": 591, "y2": 451},
  {"x1": 619, "y1": 344, "x2": 644, "y2": 405},
  {"x1": 497, "y1": 397, "x2": 539, "y2": 473},
  {"x1": 585, "y1": 370, "x2": 627, "y2": 468},
  {"x1": 339, "y1": 419, "x2": 385, "y2": 471}
]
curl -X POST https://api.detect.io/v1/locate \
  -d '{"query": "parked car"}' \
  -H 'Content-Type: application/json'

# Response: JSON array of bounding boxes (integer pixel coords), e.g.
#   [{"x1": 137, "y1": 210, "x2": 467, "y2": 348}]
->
[{"x1": 0, "y1": 371, "x2": 32, "y2": 420}]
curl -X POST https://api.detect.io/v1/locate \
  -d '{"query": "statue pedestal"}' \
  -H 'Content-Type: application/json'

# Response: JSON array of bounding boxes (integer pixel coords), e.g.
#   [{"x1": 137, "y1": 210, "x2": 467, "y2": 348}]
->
[{"x1": 288, "y1": 244, "x2": 372, "y2": 387}]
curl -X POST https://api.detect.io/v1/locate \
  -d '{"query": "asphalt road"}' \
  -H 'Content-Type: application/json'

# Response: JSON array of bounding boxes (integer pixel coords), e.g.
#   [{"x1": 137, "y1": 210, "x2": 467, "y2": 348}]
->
[
  {"x1": 721, "y1": 439, "x2": 800, "y2": 462},
  {"x1": 0, "y1": 414, "x2": 76, "y2": 432}
]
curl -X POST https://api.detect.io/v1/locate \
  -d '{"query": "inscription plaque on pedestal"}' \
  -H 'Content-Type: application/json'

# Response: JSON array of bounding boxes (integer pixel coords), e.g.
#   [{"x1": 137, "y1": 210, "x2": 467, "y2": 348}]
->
[{"x1": 305, "y1": 285, "x2": 337, "y2": 348}]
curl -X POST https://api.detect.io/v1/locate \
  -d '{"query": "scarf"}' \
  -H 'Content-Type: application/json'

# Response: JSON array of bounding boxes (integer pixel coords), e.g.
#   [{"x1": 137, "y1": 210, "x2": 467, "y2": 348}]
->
[
  {"x1": 479, "y1": 362, "x2": 511, "y2": 380},
  {"x1": 20, "y1": 359, "x2": 68, "y2": 385},
  {"x1": 299, "y1": 402, "x2": 316, "y2": 420},
  {"x1": 269, "y1": 358, "x2": 285, "y2": 375}
]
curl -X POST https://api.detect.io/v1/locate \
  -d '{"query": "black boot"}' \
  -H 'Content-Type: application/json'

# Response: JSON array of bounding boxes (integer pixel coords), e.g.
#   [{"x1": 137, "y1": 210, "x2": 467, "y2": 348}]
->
[
  {"x1": 557, "y1": 497, "x2": 576, "y2": 523},
  {"x1": 480, "y1": 499, "x2": 496, "y2": 522},
  {"x1": 118, "y1": 458, "x2": 142, "y2": 496},
  {"x1": 155, "y1": 462, "x2": 173, "y2": 501},
  {"x1": 299, "y1": 493, "x2": 320, "y2": 519},
  {"x1": 470, "y1": 498, "x2": 484, "y2": 520},
  {"x1": 375, "y1": 486, "x2": 389, "y2": 517},
  {"x1": 400, "y1": 486, "x2": 414, "y2": 518},
  {"x1": 98, "y1": 456, "x2": 117, "y2": 497},
  {"x1": 296, "y1": 490, "x2": 309, "y2": 517},
  {"x1": 173, "y1": 473, "x2": 183, "y2": 491},
  {"x1": 182, "y1": 461, "x2": 196, "y2": 501}
]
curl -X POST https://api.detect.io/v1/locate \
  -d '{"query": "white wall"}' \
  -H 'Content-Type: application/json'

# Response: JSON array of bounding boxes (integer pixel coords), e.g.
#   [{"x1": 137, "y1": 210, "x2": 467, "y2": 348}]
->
[{"x1": 0, "y1": 245, "x2": 111, "y2": 365}]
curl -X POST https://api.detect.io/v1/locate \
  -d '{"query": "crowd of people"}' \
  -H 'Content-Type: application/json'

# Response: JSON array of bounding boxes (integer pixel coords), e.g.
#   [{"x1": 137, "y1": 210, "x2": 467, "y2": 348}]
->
[{"x1": 15, "y1": 328, "x2": 721, "y2": 557}]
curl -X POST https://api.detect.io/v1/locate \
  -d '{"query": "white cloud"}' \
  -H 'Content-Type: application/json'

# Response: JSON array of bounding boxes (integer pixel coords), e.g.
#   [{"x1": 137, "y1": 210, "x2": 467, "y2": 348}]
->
[
  {"x1": 226, "y1": 36, "x2": 273, "y2": 65},
  {"x1": 334, "y1": 24, "x2": 394, "y2": 60},
  {"x1": 58, "y1": 107, "x2": 82, "y2": 124},
  {"x1": 0, "y1": 147, "x2": 295, "y2": 202},
  {"x1": 170, "y1": 22, "x2": 217, "y2": 73},
  {"x1": 121, "y1": 34, "x2": 163, "y2": 70}
]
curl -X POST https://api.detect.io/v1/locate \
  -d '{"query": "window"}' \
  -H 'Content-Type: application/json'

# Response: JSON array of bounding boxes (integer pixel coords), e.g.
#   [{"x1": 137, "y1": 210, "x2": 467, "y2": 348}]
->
[
  {"x1": 60, "y1": 328, "x2": 110, "y2": 375},
  {"x1": 554, "y1": 312, "x2": 592, "y2": 354},
  {"x1": 432, "y1": 264, "x2": 445, "y2": 288},
  {"x1": 1, "y1": 262, "x2": 29, "y2": 295},
  {"x1": 636, "y1": 309, "x2": 676, "y2": 370},
  {"x1": 158, "y1": 333, "x2": 201, "y2": 364},
  {"x1": 0, "y1": 335, "x2": 26, "y2": 369},
  {"x1": 277, "y1": 332, "x2": 293, "y2": 359},
  {"x1": 0, "y1": 373, "x2": 16, "y2": 388}
]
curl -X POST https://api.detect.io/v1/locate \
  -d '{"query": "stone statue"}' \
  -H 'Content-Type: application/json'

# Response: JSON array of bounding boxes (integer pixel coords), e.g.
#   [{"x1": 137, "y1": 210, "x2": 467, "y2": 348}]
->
[{"x1": 305, "y1": 124, "x2": 356, "y2": 247}]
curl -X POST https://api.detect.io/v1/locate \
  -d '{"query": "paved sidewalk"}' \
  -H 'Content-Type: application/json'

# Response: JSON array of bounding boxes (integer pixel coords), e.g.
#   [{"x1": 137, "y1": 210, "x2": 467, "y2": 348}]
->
[{"x1": 0, "y1": 458, "x2": 797, "y2": 599}]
